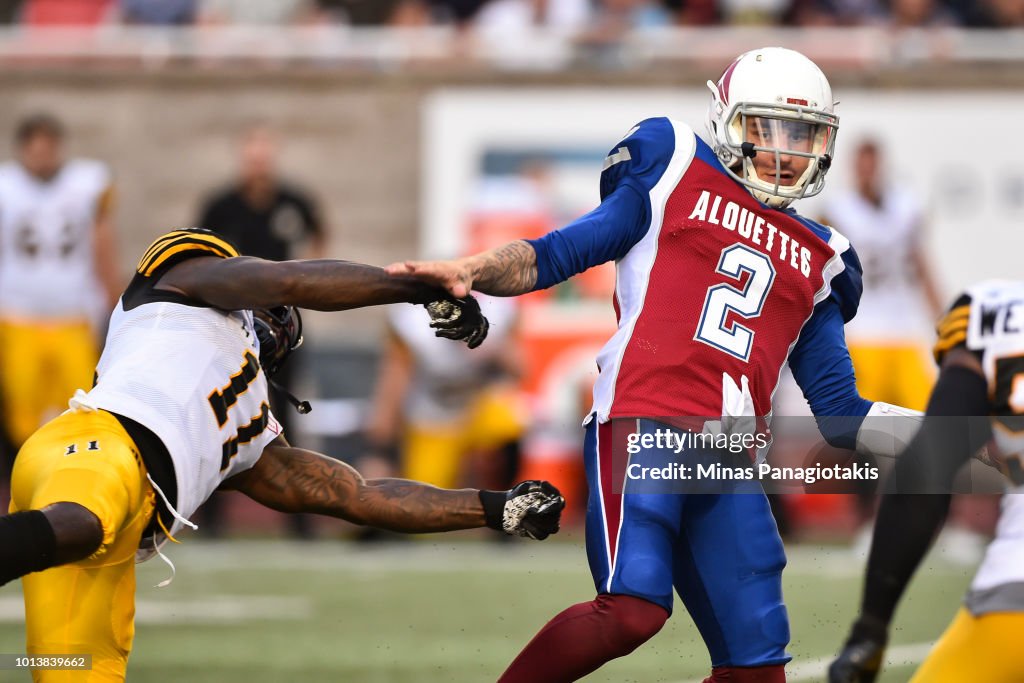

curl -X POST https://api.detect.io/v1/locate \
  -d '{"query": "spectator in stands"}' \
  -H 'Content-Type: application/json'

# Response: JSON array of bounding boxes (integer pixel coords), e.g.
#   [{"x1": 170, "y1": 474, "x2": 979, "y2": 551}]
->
[
  {"x1": 888, "y1": 0, "x2": 955, "y2": 26},
  {"x1": 0, "y1": 114, "x2": 120, "y2": 453},
  {"x1": 956, "y1": 0, "x2": 1024, "y2": 26},
  {"x1": 473, "y1": 0, "x2": 594, "y2": 36},
  {"x1": 316, "y1": 0, "x2": 456, "y2": 25},
  {"x1": 199, "y1": 0, "x2": 315, "y2": 25},
  {"x1": 664, "y1": 0, "x2": 719, "y2": 25},
  {"x1": 120, "y1": 0, "x2": 196, "y2": 24},
  {"x1": 0, "y1": 0, "x2": 24, "y2": 23},
  {"x1": 313, "y1": 0, "x2": 394, "y2": 24},
  {"x1": 428, "y1": 0, "x2": 491, "y2": 24},
  {"x1": 195, "y1": 123, "x2": 326, "y2": 537},
  {"x1": 587, "y1": 0, "x2": 672, "y2": 36},
  {"x1": 786, "y1": 0, "x2": 888, "y2": 25},
  {"x1": 21, "y1": 0, "x2": 114, "y2": 24},
  {"x1": 388, "y1": 0, "x2": 434, "y2": 26},
  {"x1": 718, "y1": 0, "x2": 790, "y2": 24}
]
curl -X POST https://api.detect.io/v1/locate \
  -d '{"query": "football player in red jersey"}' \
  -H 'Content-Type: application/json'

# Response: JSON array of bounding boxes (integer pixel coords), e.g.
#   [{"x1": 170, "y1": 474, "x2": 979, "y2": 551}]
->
[{"x1": 390, "y1": 48, "x2": 920, "y2": 682}]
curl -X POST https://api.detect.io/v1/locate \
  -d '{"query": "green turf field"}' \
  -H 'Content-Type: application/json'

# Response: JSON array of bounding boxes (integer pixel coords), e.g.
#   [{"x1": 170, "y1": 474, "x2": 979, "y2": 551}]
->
[{"x1": 0, "y1": 534, "x2": 975, "y2": 682}]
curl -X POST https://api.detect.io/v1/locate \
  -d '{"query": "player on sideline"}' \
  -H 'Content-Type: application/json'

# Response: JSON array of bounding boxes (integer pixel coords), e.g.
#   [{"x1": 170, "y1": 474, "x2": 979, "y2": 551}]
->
[
  {"x1": 0, "y1": 228, "x2": 565, "y2": 682},
  {"x1": 830, "y1": 281, "x2": 1024, "y2": 683},
  {"x1": 389, "y1": 47, "x2": 920, "y2": 682}
]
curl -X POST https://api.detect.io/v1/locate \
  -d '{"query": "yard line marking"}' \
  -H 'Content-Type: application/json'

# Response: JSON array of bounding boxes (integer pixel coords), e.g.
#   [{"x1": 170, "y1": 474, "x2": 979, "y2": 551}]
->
[
  {"x1": 114, "y1": 540, "x2": 971, "y2": 579},
  {"x1": 0, "y1": 596, "x2": 312, "y2": 624},
  {"x1": 672, "y1": 642, "x2": 935, "y2": 683}
]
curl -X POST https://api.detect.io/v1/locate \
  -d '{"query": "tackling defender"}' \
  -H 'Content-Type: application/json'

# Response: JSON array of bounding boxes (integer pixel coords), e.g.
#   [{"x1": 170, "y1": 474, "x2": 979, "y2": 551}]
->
[
  {"x1": 0, "y1": 228, "x2": 564, "y2": 682},
  {"x1": 830, "y1": 281, "x2": 1024, "y2": 682},
  {"x1": 391, "y1": 47, "x2": 921, "y2": 682}
]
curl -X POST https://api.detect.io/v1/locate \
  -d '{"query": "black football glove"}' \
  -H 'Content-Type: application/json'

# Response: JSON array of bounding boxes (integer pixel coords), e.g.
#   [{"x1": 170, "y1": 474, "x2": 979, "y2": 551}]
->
[
  {"x1": 479, "y1": 481, "x2": 565, "y2": 540},
  {"x1": 424, "y1": 296, "x2": 489, "y2": 349},
  {"x1": 828, "y1": 616, "x2": 889, "y2": 683}
]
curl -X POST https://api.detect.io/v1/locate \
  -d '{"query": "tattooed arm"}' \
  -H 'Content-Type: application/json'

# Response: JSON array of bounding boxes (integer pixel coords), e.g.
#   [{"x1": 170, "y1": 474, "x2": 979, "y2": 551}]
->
[
  {"x1": 461, "y1": 241, "x2": 539, "y2": 296},
  {"x1": 222, "y1": 443, "x2": 486, "y2": 532},
  {"x1": 386, "y1": 240, "x2": 538, "y2": 299},
  {"x1": 386, "y1": 186, "x2": 649, "y2": 298}
]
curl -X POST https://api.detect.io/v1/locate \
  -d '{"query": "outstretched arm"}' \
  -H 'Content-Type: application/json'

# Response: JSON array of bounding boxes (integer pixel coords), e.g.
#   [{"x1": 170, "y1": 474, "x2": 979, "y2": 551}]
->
[
  {"x1": 156, "y1": 256, "x2": 452, "y2": 313},
  {"x1": 387, "y1": 240, "x2": 539, "y2": 299},
  {"x1": 223, "y1": 443, "x2": 485, "y2": 532},
  {"x1": 387, "y1": 185, "x2": 648, "y2": 298},
  {"x1": 222, "y1": 443, "x2": 564, "y2": 537}
]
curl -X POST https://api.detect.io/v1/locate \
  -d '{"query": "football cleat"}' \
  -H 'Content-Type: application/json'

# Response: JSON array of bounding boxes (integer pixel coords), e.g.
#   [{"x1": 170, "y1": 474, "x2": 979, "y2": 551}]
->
[{"x1": 828, "y1": 617, "x2": 888, "y2": 683}]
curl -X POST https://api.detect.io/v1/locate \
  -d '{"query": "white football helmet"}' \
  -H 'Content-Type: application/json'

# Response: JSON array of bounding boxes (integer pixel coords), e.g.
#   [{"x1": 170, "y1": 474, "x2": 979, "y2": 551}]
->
[{"x1": 706, "y1": 47, "x2": 839, "y2": 209}]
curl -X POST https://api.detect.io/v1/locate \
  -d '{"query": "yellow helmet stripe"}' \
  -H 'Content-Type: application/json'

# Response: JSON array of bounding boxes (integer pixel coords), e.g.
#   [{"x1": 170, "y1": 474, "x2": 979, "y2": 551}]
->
[
  {"x1": 932, "y1": 330, "x2": 969, "y2": 362},
  {"x1": 138, "y1": 231, "x2": 239, "y2": 274},
  {"x1": 139, "y1": 237, "x2": 237, "y2": 277},
  {"x1": 935, "y1": 306, "x2": 970, "y2": 332},
  {"x1": 136, "y1": 231, "x2": 193, "y2": 271}
]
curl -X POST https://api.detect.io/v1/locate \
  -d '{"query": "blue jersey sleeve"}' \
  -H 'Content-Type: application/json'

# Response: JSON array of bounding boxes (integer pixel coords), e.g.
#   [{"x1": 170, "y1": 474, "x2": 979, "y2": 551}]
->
[
  {"x1": 788, "y1": 214, "x2": 864, "y2": 324},
  {"x1": 526, "y1": 117, "x2": 675, "y2": 291},
  {"x1": 829, "y1": 244, "x2": 864, "y2": 323},
  {"x1": 598, "y1": 117, "x2": 675, "y2": 201},
  {"x1": 788, "y1": 299, "x2": 873, "y2": 448},
  {"x1": 527, "y1": 186, "x2": 647, "y2": 291}
]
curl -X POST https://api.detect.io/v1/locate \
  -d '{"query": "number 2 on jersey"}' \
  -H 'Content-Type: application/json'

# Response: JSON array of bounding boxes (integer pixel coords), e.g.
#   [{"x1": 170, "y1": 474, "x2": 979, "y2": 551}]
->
[{"x1": 695, "y1": 244, "x2": 776, "y2": 361}]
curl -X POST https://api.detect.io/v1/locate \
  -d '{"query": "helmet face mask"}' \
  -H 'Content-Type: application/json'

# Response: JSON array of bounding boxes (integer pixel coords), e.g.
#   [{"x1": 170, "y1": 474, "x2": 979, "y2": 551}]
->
[
  {"x1": 729, "y1": 104, "x2": 838, "y2": 207},
  {"x1": 706, "y1": 47, "x2": 839, "y2": 209},
  {"x1": 253, "y1": 306, "x2": 303, "y2": 378}
]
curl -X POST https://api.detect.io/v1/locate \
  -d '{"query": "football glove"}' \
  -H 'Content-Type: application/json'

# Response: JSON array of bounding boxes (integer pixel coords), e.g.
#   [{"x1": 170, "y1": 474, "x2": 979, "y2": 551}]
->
[
  {"x1": 480, "y1": 481, "x2": 565, "y2": 540},
  {"x1": 828, "y1": 616, "x2": 889, "y2": 683},
  {"x1": 425, "y1": 296, "x2": 489, "y2": 349}
]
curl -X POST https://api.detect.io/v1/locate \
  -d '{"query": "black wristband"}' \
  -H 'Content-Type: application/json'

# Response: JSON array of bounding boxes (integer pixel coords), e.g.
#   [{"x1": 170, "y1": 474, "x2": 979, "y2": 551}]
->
[
  {"x1": 412, "y1": 283, "x2": 452, "y2": 306},
  {"x1": 479, "y1": 490, "x2": 506, "y2": 531}
]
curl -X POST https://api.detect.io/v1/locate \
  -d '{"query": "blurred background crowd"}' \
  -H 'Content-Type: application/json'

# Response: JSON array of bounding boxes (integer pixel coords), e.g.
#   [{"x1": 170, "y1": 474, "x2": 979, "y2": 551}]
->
[{"x1": 0, "y1": 0, "x2": 1019, "y2": 31}]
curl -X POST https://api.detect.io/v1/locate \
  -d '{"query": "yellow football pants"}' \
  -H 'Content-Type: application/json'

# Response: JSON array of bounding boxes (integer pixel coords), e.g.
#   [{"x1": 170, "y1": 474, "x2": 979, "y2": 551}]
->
[
  {"x1": 0, "y1": 319, "x2": 98, "y2": 447},
  {"x1": 847, "y1": 343, "x2": 935, "y2": 412},
  {"x1": 9, "y1": 408, "x2": 155, "y2": 683},
  {"x1": 403, "y1": 388, "x2": 525, "y2": 489},
  {"x1": 910, "y1": 607, "x2": 1024, "y2": 682}
]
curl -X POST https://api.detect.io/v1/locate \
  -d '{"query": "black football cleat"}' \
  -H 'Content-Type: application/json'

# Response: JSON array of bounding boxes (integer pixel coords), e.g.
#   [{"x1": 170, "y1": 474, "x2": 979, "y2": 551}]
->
[{"x1": 828, "y1": 639, "x2": 885, "y2": 683}]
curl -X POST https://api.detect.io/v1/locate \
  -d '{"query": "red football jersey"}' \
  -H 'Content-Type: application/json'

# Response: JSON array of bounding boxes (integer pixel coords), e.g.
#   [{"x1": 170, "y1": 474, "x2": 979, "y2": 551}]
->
[{"x1": 589, "y1": 118, "x2": 858, "y2": 422}]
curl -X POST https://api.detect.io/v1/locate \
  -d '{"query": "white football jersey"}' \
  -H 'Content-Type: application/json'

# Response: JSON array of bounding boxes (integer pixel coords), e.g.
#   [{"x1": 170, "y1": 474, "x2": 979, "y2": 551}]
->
[
  {"x1": 934, "y1": 280, "x2": 1024, "y2": 594},
  {"x1": 388, "y1": 295, "x2": 518, "y2": 424},
  {"x1": 75, "y1": 230, "x2": 282, "y2": 539},
  {"x1": 0, "y1": 159, "x2": 112, "y2": 319},
  {"x1": 824, "y1": 188, "x2": 932, "y2": 343}
]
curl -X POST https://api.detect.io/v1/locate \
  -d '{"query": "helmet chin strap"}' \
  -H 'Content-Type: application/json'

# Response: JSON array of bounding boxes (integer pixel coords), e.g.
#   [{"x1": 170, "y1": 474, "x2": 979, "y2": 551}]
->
[{"x1": 270, "y1": 378, "x2": 312, "y2": 414}]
